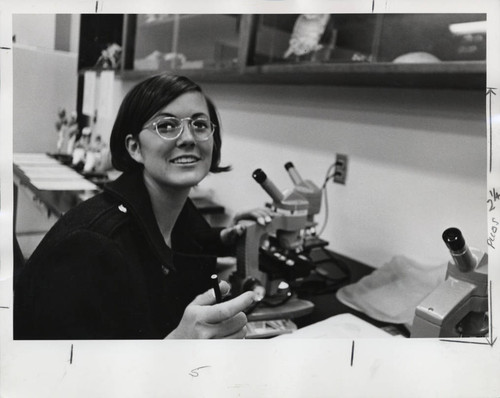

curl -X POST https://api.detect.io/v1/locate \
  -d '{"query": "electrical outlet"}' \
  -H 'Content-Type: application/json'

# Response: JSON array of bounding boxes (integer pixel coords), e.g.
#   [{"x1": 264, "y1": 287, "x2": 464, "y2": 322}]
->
[{"x1": 333, "y1": 154, "x2": 348, "y2": 184}]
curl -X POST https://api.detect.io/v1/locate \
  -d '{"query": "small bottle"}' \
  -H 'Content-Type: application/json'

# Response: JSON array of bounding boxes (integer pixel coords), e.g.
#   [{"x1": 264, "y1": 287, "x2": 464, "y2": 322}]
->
[{"x1": 442, "y1": 227, "x2": 476, "y2": 272}]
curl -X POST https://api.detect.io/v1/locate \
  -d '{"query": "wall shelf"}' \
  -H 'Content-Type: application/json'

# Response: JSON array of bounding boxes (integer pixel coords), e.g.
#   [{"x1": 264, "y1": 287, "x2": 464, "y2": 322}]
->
[
  {"x1": 117, "y1": 60, "x2": 485, "y2": 89},
  {"x1": 79, "y1": 14, "x2": 486, "y2": 90}
]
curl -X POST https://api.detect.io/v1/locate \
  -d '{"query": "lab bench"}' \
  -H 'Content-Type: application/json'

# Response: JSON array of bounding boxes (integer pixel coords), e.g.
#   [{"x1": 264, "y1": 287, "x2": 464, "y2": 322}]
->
[{"x1": 240, "y1": 248, "x2": 408, "y2": 338}]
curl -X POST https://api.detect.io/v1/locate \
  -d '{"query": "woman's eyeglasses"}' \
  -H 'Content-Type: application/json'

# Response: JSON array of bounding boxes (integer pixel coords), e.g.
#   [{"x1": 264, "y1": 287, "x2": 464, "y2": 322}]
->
[{"x1": 144, "y1": 117, "x2": 216, "y2": 142}]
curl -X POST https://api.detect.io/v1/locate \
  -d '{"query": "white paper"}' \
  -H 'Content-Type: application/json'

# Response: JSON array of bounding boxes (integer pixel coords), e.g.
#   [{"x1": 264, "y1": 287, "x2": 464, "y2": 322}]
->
[
  {"x1": 82, "y1": 70, "x2": 97, "y2": 117},
  {"x1": 97, "y1": 70, "x2": 115, "y2": 120}
]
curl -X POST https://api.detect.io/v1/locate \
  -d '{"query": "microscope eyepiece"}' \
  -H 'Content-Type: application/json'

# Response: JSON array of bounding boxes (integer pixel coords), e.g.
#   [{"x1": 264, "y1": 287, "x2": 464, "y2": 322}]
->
[
  {"x1": 284, "y1": 161, "x2": 304, "y2": 185},
  {"x1": 442, "y1": 227, "x2": 466, "y2": 251},
  {"x1": 252, "y1": 168, "x2": 284, "y2": 202},
  {"x1": 442, "y1": 227, "x2": 476, "y2": 272},
  {"x1": 252, "y1": 169, "x2": 267, "y2": 184}
]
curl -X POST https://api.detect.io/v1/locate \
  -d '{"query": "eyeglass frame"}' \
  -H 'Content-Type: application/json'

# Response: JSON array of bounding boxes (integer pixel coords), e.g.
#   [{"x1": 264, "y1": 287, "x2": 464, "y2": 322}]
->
[{"x1": 143, "y1": 116, "x2": 216, "y2": 142}]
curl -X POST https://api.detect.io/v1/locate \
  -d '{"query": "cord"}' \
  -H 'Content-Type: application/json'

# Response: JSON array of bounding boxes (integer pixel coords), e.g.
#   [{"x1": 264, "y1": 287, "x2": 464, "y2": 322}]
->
[{"x1": 318, "y1": 162, "x2": 337, "y2": 237}]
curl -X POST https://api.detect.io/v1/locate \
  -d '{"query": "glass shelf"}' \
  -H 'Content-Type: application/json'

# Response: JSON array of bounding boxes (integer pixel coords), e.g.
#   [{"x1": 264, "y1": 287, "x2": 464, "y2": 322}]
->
[
  {"x1": 114, "y1": 13, "x2": 486, "y2": 89},
  {"x1": 131, "y1": 14, "x2": 241, "y2": 73}
]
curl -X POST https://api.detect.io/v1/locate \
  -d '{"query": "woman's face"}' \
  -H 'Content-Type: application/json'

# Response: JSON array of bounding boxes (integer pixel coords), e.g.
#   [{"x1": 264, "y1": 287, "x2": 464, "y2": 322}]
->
[{"x1": 128, "y1": 91, "x2": 214, "y2": 191}]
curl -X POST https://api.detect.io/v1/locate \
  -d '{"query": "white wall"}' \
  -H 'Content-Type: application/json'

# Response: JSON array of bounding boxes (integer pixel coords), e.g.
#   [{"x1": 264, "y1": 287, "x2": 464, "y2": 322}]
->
[
  {"x1": 12, "y1": 14, "x2": 57, "y2": 50},
  {"x1": 196, "y1": 84, "x2": 486, "y2": 268},
  {"x1": 12, "y1": 14, "x2": 79, "y2": 153},
  {"x1": 93, "y1": 79, "x2": 486, "y2": 268},
  {"x1": 94, "y1": 78, "x2": 486, "y2": 268},
  {"x1": 12, "y1": 15, "x2": 80, "y2": 257},
  {"x1": 13, "y1": 45, "x2": 78, "y2": 153}
]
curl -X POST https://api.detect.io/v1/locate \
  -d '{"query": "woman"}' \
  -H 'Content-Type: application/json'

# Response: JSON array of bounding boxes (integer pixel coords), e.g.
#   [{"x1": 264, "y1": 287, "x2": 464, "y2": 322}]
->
[{"x1": 14, "y1": 74, "x2": 272, "y2": 339}]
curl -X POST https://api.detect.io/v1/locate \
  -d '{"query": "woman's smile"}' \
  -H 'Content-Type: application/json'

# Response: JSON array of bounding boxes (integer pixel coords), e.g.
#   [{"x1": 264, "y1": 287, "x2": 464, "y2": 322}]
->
[{"x1": 169, "y1": 154, "x2": 202, "y2": 165}]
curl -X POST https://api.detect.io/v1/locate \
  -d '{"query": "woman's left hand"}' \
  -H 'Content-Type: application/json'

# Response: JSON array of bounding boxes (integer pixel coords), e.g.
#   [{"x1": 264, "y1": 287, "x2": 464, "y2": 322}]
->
[{"x1": 220, "y1": 207, "x2": 275, "y2": 245}]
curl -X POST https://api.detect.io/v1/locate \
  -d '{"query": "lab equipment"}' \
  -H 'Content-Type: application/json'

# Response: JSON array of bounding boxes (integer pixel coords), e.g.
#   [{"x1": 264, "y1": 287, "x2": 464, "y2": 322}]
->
[
  {"x1": 284, "y1": 162, "x2": 328, "y2": 251},
  {"x1": 411, "y1": 227, "x2": 488, "y2": 338},
  {"x1": 284, "y1": 161, "x2": 321, "y2": 221},
  {"x1": 230, "y1": 168, "x2": 314, "y2": 303}
]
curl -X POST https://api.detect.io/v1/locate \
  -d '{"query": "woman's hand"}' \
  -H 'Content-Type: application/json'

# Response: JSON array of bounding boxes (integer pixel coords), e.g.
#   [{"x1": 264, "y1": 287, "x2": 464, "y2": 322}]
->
[
  {"x1": 220, "y1": 208, "x2": 275, "y2": 245},
  {"x1": 166, "y1": 280, "x2": 257, "y2": 339}
]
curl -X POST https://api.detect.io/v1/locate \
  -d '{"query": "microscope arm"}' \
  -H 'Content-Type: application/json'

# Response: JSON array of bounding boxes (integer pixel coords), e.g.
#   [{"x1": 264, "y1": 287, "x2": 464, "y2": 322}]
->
[
  {"x1": 234, "y1": 213, "x2": 307, "y2": 291},
  {"x1": 235, "y1": 219, "x2": 274, "y2": 285},
  {"x1": 233, "y1": 218, "x2": 315, "y2": 322}
]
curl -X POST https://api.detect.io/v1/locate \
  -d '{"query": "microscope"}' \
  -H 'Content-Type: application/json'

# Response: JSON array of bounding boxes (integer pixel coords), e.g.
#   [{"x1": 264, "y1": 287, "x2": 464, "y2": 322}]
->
[
  {"x1": 285, "y1": 161, "x2": 350, "y2": 284},
  {"x1": 284, "y1": 162, "x2": 327, "y2": 251},
  {"x1": 411, "y1": 227, "x2": 489, "y2": 338},
  {"x1": 230, "y1": 168, "x2": 314, "y2": 303}
]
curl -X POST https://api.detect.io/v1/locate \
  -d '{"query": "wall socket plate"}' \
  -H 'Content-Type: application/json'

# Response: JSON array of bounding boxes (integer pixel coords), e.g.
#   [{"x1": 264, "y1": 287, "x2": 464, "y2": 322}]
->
[{"x1": 333, "y1": 154, "x2": 348, "y2": 184}]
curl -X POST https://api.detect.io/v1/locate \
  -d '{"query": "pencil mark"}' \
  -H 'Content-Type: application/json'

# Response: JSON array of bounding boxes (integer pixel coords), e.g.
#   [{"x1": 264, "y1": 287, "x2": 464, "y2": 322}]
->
[
  {"x1": 372, "y1": 0, "x2": 375, "y2": 12},
  {"x1": 486, "y1": 87, "x2": 496, "y2": 172},
  {"x1": 189, "y1": 365, "x2": 210, "y2": 377},
  {"x1": 95, "y1": 1, "x2": 99, "y2": 12},
  {"x1": 439, "y1": 339, "x2": 493, "y2": 346},
  {"x1": 490, "y1": 281, "x2": 493, "y2": 339},
  {"x1": 350, "y1": 340, "x2": 355, "y2": 366},
  {"x1": 487, "y1": 280, "x2": 496, "y2": 346},
  {"x1": 0, "y1": 306, "x2": 9, "y2": 309},
  {"x1": 69, "y1": 344, "x2": 73, "y2": 364},
  {"x1": 0, "y1": 47, "x2": 11, "y2": 50}
]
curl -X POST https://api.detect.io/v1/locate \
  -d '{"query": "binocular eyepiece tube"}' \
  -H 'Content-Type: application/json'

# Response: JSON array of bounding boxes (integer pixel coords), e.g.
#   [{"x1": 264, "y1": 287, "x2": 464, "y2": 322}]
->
[
  {"x1": 252, "y1": 169, "x2": 284, "y2": 203},
  {"x1": 442, "y1": 227, "x2": 476, "y2": 272},
  {"x1": 284, "y1": 161, "x2": 304, "y2": 185}
]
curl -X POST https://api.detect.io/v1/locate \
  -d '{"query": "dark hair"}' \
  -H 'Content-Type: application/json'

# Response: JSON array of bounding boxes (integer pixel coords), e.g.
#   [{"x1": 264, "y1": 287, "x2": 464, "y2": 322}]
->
[{"x1": 110, "y1": 74, "x2": 230, "y2": 173}]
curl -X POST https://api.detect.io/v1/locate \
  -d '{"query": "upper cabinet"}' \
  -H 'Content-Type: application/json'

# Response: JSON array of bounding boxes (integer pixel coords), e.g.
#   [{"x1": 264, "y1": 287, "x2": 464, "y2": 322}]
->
[
  {"x1": 78, "y1": 14, "x2": 124, "y2": 70},
  {"x1": 129, "y1": 14, "x2": 241, "y2": 73},
  {"x1": 250, "y1": 14, "x2": 486, "y2": 65},
  {"x1": 81, "y1": 14, "x2": 487, "y2": 89}
]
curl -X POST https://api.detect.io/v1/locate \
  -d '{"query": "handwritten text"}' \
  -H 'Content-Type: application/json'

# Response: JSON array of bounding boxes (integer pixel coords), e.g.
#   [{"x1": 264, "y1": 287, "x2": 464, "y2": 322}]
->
[
  {"x1": 488, "y1": 217, "x2": 499, "y2": 250},
  {"x1": 488, "y1": 188, "x2": 500, "y2": 212},
  {"x1": 189, "y1": 366, "x2": 211, "y2": 377}
]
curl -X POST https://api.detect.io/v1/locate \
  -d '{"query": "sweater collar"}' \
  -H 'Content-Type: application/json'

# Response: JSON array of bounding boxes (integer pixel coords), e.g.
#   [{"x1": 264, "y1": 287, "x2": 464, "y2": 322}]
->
[{"x1": 103, "y1": 170, "x2": 177, "y2": 270}]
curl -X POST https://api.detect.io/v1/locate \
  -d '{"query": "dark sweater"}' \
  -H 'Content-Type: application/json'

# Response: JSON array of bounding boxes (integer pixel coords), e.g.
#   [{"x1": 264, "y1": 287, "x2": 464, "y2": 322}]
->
[{"x1": 14, "y1": 170, "x2": 230, "y2": 339}]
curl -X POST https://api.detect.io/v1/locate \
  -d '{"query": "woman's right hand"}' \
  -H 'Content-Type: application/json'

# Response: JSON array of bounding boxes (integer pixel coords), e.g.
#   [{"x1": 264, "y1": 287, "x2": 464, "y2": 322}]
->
[{"x1": 165, "y1": 280, "x2": 257, "y2": 339}]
